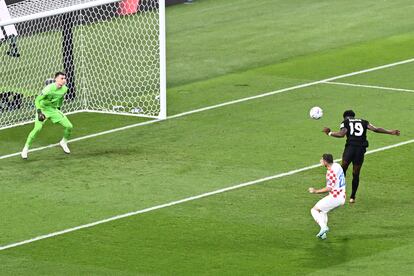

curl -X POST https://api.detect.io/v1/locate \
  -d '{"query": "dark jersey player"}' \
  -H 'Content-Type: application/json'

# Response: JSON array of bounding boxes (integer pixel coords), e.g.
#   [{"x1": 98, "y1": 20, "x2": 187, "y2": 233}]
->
[{"x1": 322, "y1": 110, "x2": 400, "y2": 203}]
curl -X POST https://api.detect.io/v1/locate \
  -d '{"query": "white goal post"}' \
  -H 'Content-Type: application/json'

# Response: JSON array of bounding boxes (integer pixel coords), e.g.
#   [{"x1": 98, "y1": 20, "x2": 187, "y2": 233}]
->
[{"x1": 0, "y1": 0, "x2": 166, "y2": 130}]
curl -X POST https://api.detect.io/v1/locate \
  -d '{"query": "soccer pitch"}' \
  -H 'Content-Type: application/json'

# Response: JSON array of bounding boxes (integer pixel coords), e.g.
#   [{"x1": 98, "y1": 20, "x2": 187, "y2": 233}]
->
[{"x1": 1, "y1": 0, "x2": 414, "y2": 274}]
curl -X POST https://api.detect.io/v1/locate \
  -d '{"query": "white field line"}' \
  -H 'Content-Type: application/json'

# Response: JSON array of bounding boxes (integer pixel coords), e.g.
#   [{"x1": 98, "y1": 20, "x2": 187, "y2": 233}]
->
[
  {"x1": 324, "y1": 81, "x2": 414, "y2": 93},
  {"x1": 0, "y1": 119, "x2": 161, "y2": 160},
  {"x1": 0, "y1": 138, "x2": 413, "y2": 252},
  {"x1": 0, "y1": 109, "x2": 158, "y2": 131},
  {"x1": 1, "y1": 57, "x2": 414, "y2": 160}
]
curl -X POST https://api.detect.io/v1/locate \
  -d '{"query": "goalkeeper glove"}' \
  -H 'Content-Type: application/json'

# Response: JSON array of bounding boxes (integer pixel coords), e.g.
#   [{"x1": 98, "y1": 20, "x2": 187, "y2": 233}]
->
[{"x1": 37, "y1": 109, "x2": 46, "y2": 122}]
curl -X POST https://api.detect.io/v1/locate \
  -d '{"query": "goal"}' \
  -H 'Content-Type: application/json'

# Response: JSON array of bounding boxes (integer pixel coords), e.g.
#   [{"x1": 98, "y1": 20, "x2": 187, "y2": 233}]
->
[{"x1": 0, "y1": 0, "x2": 166, "y2": 130}]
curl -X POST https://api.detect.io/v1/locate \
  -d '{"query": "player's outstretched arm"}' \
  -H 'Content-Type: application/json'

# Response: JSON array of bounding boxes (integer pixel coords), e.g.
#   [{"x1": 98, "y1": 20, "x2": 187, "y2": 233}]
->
[
  {"x1": 322, "y1": 127, "x2": 347, "y2": 138},
  {"x1": 368, "y1": 124, "x2": 400, "y2": 135},
  {"x1": 309, "y1": 186, "x2": 331, "y2": 194}
]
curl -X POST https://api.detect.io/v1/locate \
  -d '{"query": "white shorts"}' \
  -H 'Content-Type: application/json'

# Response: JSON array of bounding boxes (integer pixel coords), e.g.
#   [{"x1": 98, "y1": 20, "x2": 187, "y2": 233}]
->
[{"x1": 314, "y1": 195, "x2": 345, "y2": 213}]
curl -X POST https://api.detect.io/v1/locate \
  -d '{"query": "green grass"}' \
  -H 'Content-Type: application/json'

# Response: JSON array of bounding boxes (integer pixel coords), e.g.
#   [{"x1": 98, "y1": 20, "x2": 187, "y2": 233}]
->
[
  {"x1": 166, "y1": 0, "x2": 414, "y2": 87},
  {"x1": 1, "y1": 0, "x2": 414, "y2": 274}
]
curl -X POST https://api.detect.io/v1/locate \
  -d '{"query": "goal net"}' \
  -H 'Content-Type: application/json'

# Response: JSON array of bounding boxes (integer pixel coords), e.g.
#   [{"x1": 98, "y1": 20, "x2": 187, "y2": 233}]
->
[{"x1": 0, "y1": 0, "x2": 166, "y2": 130}]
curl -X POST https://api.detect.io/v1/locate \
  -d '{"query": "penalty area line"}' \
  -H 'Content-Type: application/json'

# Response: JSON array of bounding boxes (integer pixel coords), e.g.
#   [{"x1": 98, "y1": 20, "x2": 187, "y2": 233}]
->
[
  {"x1": 1, "y1": 57, "x2": 414, "y2": 160},
  {"x1": 0, "y1": 138, "x2": 413, "y2": 252},
  {"x1": 324, "y1": 81, "x2": 414, "y2": 93}
]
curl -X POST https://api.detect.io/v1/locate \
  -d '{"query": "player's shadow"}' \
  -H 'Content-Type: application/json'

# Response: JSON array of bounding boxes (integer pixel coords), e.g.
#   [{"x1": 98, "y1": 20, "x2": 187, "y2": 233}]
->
[
  {"x1": 303, "y1": 230, "x2": 408, "y2": 271},
  {"x1": 303, "y1": 236, "x2": 351, "y2": 270},
  {"x1": 69, "y1": 146, "x2": 144, "y2": 159},
  {"x1": 16, "y1": 145, "x2": 144, "y2": 163}
]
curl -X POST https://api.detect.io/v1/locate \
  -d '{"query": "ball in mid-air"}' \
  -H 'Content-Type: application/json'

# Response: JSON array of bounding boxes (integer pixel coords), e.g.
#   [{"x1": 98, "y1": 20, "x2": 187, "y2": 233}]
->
[{"x1": 309, "y1": 106, "x2": 323, "y2": 119}]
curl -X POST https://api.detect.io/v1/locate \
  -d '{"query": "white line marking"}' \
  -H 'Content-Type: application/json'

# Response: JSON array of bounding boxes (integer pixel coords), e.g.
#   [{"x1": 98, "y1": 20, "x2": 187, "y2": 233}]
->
[
  {"x1": 0, "y1": 138, "x2": 413, "y2": 251},
  {"x1": 0, "y1": 119, "x2": 161, "y2": 160},
  {"x1": 1, "y1": 57, "x2": 414, "y2": 160},
  {"x1": 324, "y1": 81, "x2": 414, "y2": 93}
]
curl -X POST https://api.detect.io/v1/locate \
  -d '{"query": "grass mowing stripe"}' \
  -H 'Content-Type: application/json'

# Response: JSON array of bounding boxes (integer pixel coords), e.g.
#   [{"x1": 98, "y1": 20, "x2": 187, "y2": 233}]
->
[
  {"x1": 1, "y1": 57, "x2": 414, "y2": 161},
  {"x1": 0, "y1": 138, "x2": 413, "y2": 252},
  {"x1": 324, "y1": 81, "x2": 414, "y2": 93}
]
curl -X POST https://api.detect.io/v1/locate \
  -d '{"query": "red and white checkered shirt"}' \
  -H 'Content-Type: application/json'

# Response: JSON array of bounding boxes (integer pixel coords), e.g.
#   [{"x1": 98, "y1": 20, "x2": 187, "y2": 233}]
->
[{"x1": 326, "y1": 163, "x2": 346, "y2": 199}]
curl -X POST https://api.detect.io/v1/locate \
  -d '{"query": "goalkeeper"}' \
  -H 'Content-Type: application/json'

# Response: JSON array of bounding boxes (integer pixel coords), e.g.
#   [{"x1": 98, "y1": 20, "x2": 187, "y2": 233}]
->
[{"x1": 21, "y1": 72, "x2": 73, "y2": 159}]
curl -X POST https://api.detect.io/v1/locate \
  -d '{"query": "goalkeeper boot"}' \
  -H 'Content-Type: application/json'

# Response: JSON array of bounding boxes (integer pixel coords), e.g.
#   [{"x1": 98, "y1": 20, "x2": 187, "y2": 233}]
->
[
  {"x1": 21, "y1": 145, "x2": 29, "y2": 159},
  {"x1": 59, "y1": 139, "x2": 70, "y2": 154}
]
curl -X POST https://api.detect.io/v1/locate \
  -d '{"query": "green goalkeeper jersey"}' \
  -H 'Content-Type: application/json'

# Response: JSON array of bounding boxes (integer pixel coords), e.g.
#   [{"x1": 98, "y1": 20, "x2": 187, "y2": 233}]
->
[{"x1": 35, "y1": 83, "x2": 68, "y2": 111}]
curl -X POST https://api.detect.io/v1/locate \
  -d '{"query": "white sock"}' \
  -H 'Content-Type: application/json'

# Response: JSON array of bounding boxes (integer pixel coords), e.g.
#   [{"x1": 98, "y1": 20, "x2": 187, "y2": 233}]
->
[
  {"x1": 320, "y1": 212, "x2": 328, "y2": 229},
  {"x1": 311, "y1": 208, "x2": 328, "y2": 229}
]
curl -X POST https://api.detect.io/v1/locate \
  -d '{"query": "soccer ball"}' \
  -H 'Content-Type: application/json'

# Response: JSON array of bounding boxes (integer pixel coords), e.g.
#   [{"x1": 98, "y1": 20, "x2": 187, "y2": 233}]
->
[{"x1": 309, "y1": 106, "x2": 323, "y2": 119}]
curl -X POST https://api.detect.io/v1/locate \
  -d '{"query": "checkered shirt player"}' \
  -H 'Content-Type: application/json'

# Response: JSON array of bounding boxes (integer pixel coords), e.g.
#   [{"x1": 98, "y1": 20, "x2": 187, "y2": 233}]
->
[{"x1": 309, "y1": 153, "x2": 346, "y2": 240}]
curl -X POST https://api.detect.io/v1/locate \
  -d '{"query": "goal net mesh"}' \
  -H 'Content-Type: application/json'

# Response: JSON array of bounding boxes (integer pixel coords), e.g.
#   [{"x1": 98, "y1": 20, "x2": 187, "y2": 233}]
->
[{"x1": 0, "y1": 0, "x2": 163, "y2": 129}]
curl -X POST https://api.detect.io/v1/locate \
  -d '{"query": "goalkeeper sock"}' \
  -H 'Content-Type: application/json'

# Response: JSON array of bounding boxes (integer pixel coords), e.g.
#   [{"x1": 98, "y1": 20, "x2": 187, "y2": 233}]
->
[
  {"x1": 25, "y1": 120, "x2": 44, "y2": 147},
  {"x1": 58, "y1": 116, "x2": 73, "y2": 140}
]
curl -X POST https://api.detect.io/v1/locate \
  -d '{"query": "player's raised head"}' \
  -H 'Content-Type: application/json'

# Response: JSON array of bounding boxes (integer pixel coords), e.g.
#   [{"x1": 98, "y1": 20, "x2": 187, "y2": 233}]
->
[
  {"x1": 54, "y1": 71, "x2": 67, "y2": 87},
  {"x1": 55, "y1": 71, "x2": 66, "y2": 78},
  {"x1": 343, "y1": 110, "x2": 355, "y2": 119},
  {"x1": 322, "y1": 153, "x2": 334, "y2": 165}
]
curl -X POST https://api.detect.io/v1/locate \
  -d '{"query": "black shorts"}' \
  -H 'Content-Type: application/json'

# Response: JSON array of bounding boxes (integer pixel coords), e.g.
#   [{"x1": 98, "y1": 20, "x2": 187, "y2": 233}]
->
[{"x1": 342, "y1": 145, "x2": 366, "y2": 165}]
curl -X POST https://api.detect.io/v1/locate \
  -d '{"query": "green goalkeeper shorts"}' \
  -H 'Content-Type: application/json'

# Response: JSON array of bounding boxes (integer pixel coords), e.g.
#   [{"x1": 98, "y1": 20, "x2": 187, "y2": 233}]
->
[{"x1": 40, "y1": 108, "x2": 65, "y2": 123}]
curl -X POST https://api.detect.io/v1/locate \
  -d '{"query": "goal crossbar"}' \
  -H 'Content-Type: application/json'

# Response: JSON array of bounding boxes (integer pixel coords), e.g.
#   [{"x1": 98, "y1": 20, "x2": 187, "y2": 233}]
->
[{"x1": 0, "y1": 0, "x2": 120, "y2": 28}]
